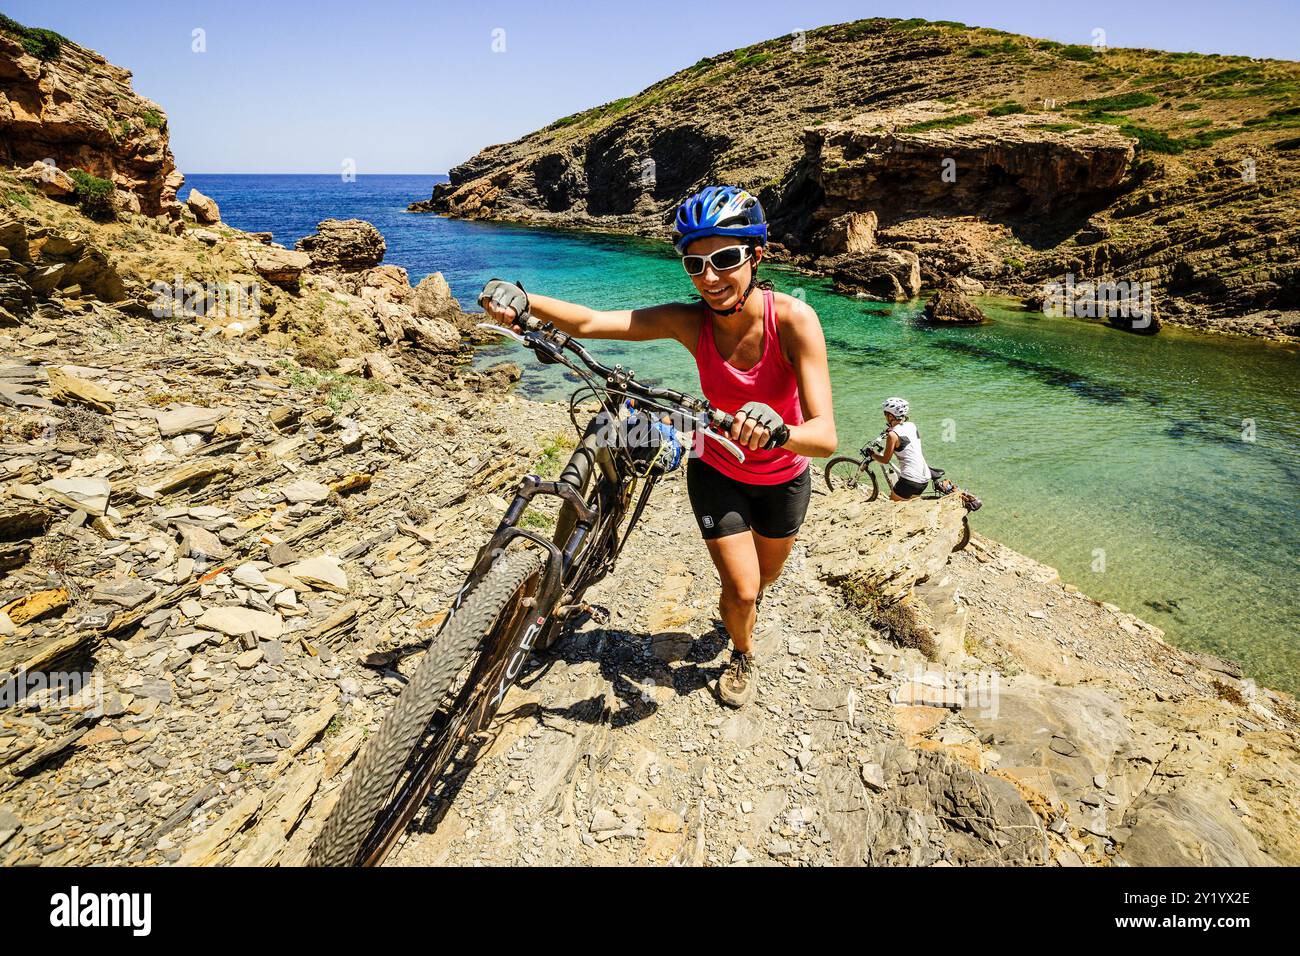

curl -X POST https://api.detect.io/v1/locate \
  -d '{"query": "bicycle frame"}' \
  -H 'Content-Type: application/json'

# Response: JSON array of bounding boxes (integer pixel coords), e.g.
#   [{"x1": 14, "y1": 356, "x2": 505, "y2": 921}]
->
[
  {"x1": 859, "y1": 439, "x2": 952, "y2": 500},
  {"x1": 464, "y1": 429, "x2": 659, "y2": 655},
  {"x1": 864, "y1": 445, "x2": 900, "y2": 492},
  {"x1": 466, "y1": 316, "x2": 741, "y2": 632},
  {"x1": 345, "y1": 317, "x2": 738, "y2": 864}
]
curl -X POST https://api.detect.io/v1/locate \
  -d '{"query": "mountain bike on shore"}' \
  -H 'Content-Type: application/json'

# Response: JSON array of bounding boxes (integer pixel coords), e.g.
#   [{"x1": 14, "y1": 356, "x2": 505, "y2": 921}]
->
[
  {"x1": 308, "y1": 313, "x2": 745, "y2": 867},
  {"x1": 823, "y1": 431, "x2": 980, "y2": 551}
]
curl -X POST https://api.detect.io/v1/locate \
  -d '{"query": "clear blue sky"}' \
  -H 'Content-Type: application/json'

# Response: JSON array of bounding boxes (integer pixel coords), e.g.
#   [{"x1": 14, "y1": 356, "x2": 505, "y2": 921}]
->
[{"x1": 7, "y1": 0, "x2": 1297, "y2": 174}]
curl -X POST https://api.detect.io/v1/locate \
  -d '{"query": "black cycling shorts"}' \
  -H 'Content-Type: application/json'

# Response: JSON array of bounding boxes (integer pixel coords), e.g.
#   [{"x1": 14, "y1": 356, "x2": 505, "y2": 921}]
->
[
  {"x1": 686, "y1": 457, "x2": 812, "y2": 540},
  {"x1": 891, "y1": 474, "x2": 929, "y2": 499}
]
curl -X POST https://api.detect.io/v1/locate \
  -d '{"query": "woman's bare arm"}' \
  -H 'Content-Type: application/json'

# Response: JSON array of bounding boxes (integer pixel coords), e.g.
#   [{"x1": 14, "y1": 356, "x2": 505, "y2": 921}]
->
[
  {"x1": 871, "y1": 431, "x2": 898, "y2": 464},
  {"x1": 773, "y1": 299, "x2": 838, "y2": 459},
  {"x1": 498, "y1": 292, "x2": 696, "y2": 349}
]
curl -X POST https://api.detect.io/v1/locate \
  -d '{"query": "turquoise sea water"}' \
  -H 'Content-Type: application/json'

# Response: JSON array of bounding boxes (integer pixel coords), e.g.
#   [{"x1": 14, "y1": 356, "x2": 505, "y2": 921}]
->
[{"x1": 189, "y1": 175, "x2": 1300, "y2": 694}]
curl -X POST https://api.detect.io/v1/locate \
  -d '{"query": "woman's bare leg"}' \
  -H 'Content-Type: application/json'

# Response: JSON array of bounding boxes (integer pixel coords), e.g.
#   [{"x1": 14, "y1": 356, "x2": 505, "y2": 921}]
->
[
  {"x1": 752, "y1": 531, "x2": 798, "y2": 593},
  {"x1": 704, "y1": 531, "x2": 760, "y2": 653}
]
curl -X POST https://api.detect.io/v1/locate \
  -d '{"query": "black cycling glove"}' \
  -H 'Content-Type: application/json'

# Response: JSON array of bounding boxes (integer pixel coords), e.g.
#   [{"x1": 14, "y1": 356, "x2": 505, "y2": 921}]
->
[{"x1": 737, "y1": 401, "x2": 790, "y2": 450}]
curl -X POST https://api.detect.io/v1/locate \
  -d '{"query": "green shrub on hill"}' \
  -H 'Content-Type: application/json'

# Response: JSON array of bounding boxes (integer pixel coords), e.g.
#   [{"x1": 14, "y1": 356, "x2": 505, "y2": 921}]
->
[
  {"x1": 734, "y1": 50, "x2": 772, "y2": 68},
  {"x1": 67, "y1": 169, "x2": 117, "y2": 220},
  {"x1": 0, "y1": 13, "x2": 67, "y2": 60},
  {"x1": 1060, "y1": 44, "x2": 1100, "y2": 62},
  {"x1": 1067, "y1": 91, "x2": 1159, "y2": 112},
  {"x1": 1118, "y1": 123, "x2": 1185, "y2": 154},
  {"x1": 1243, "y1": 105, "x2": 1300, "y2": 129},
  {"x1": 966, "y1": 39, "x2": 1020, "y2": 58},
  {"x1": 902, "y1": 113, "x2": 979, "y2": 133}
]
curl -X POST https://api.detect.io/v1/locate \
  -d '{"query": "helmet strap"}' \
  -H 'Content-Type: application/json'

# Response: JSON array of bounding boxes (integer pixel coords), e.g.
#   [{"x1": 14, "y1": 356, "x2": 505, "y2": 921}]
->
[
  {"x1": 700, "y1": 248, "x2": 760, "y2": 316},
  {"x1": 703, "y1": 273, "x2": 757, "y2": 316}
]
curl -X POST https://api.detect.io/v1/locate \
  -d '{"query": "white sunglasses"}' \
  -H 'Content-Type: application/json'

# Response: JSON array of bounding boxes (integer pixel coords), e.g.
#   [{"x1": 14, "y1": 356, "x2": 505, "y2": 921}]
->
[{"x1": 682, "y1": 244, "x2": 753, "y2": 276}]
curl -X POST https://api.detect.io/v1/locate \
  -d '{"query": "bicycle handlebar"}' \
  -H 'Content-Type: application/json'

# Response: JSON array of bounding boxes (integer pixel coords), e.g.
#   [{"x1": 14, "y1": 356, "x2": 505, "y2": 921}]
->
[{"x1": 475, "y1": 317, "x2": 745, "y2": 463}]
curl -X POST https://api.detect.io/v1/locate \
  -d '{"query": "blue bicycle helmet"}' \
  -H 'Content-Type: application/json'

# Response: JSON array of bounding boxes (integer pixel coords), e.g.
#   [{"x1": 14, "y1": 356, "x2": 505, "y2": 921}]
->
[{"x1": 672, "y1": 185, "x2": 768, "y2": 253}]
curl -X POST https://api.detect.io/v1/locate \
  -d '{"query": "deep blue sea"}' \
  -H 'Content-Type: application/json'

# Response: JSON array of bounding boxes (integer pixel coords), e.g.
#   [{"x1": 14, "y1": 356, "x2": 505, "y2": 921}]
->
[{"x1": 188, "y1": 174, "x2": 1300, "y2": 694}]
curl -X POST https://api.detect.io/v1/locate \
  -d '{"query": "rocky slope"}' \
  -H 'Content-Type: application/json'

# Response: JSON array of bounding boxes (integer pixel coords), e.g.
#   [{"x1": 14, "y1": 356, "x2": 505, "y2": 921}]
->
[
  {"x1": 392, "y1": 492, "x2": 1300, "y2": 868},
  {"x1": 0, "y1": 166, "x2": 485, "y2": 374},
  {"x1": 1, "y1": 276, "x2": 1295, "y2": 866},
  {"x1": 412, "y1": 17, "x2": 1300, "y2": 340},
  {"x1": 0, "y1": 17, "x2": 181, "y2": 219}
]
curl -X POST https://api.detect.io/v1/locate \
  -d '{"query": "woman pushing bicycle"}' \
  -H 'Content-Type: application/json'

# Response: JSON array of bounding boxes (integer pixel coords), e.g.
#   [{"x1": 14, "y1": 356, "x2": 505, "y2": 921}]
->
[{"x1": 479, "y1": 185, "x2": 837, "y2": 708}]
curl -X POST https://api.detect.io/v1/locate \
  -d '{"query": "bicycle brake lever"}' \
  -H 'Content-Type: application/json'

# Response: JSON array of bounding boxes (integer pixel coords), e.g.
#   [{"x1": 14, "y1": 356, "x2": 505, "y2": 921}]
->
[
  {"x1": 703, "y1": 428, "x2": 746, "y2": 464},
  {"x1": 475, "y1": 322, "x2": 527, "y2": 345}
]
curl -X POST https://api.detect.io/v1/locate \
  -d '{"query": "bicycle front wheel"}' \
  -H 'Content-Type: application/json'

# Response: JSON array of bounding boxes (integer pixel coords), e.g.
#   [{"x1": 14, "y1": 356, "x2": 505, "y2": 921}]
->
[
  {"x1": 823, "y1": 456, "x2": 879, "y2": 501},
  {"x1": 308, "y1": 547, "x2": 547, "y2": 866}
]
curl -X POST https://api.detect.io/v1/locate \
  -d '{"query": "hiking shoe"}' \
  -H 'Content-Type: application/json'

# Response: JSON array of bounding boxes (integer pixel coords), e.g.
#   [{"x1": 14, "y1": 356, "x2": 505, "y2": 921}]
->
[{"x1": 718, "y1": 649, "x2": 758, "y2": 708}]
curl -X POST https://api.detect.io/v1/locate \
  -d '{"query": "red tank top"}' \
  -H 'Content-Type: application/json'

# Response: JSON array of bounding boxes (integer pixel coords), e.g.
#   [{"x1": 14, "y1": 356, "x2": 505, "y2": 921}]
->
[{"x1": 692, "y1": 288, "x2": 809, "y2": 485}]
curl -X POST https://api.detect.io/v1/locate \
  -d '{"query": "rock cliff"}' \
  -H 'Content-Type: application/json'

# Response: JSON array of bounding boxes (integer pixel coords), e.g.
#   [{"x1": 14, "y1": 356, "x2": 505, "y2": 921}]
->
[
  {"x1": 0, "y1": 18, "x2": 180, "y2": 219},
  {"x1": 412, "y1": 17, "x2": 1300, "y2": 338}
]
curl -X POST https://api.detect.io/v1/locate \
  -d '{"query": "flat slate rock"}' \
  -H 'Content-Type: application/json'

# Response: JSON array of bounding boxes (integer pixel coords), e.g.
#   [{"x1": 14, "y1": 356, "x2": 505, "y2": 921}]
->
[
  {"x1": 38, "y1": 476, "x2": 111, "y2": 515},
  {"x1": 280, "y1": 479, "x2": 330, "y2": 504},
  {"x1": 153, "y1": 405, "x2": 226, "y2": 437},
  {"x1": 91, "y1": 579, "x2": 157, "y2": 609},
  {"x1": 288, "y1": 556, "x2": 348, "y2": 592},
  {"x1": 196, "y1": 606, "x2": 284, "y2": 640}
]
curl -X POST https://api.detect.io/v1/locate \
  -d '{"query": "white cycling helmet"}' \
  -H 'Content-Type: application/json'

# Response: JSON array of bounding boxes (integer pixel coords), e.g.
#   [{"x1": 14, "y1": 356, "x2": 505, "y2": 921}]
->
[{"x1": 882, "y1": 397, "x2": 910, "y2": 418}]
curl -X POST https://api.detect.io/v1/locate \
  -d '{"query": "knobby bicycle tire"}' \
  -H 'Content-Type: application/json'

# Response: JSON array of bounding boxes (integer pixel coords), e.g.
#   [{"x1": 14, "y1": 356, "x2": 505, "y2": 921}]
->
[{"x1": 308, "y1": 547, "x2": 547, "y2": 866}]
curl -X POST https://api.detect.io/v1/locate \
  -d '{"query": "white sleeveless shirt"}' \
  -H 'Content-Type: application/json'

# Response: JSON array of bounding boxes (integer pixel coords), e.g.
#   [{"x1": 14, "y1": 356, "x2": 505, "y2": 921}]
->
[{"x1": 889, "y1": 421, "x2": 930, "y2": 484}]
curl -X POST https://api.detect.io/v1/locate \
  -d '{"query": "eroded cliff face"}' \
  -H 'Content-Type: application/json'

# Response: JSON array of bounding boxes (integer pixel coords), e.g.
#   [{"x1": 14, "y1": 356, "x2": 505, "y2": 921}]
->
[
  {"x1": 773, "y1": 103, "x2": 1135, "y2": 253},
  {"x1": 411, "y1": 17, "x2": 1300, "y2": 336},
  {"x1": 0, "y1": 31, "x2": 180, "y2": 218},
  {"x1": 422, "y1": 123, "x2": 732, "y2": 232}
]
